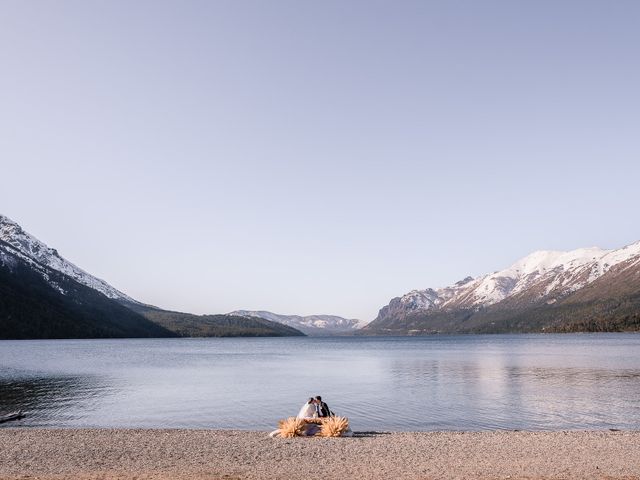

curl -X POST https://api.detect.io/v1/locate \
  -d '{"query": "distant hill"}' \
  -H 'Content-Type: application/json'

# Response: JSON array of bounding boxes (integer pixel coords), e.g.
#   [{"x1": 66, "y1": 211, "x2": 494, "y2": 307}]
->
[
  {"x1": 363, "y1": 241, "x2": 640, "y2": 335},
  {"x1": 229, "y1": 310, "x2": 365, "y2": 335},
  {"x1": 131, "y1": 305, "x2": 305, "y2": 337},
  {"x1": 0, "y1": 215, "x2": 304, "y2": 339}
]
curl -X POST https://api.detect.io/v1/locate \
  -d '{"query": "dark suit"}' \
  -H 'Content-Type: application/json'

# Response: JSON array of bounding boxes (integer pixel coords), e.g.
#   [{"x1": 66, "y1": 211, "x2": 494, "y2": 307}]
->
[{"x1": 317, "y1": 401, "x2": 332, "y2": 417}]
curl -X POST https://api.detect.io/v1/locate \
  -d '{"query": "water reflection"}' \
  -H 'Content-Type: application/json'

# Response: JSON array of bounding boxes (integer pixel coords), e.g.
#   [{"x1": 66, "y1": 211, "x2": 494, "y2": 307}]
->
[
  {"x1": 385, "y1": 357, "x2": 640, "y2": 429},
  {"x1": 0, "y1": 374, "x2": 111, "y2": 426},
  {"x1": 0, "y1": 335, "x2": 639, "y2": 430}
]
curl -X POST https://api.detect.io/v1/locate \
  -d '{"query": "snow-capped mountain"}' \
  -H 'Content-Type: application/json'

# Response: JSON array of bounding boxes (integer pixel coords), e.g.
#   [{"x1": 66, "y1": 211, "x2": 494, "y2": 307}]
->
[
  {"x1": 0, "y1": 216, "x2": 176, "y2": 339},
  {"x1": 229, "y1": 310, "x2": 366, "y2": 335},
  {"x1": 367, "y1": 241, "x2": 640, "y2": 333},
  {"x1": 0, "y1": 214, "x2": 306, "y2": 339},
  {"x1": 0, "y1": 214, "x2": 136, "y2": 303}
]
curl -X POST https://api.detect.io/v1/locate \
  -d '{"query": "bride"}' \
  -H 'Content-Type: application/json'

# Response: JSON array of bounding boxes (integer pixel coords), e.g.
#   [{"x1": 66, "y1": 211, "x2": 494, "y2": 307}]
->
[{"x1": 296, "y1": 397, "x2": 316, "y2": 419}]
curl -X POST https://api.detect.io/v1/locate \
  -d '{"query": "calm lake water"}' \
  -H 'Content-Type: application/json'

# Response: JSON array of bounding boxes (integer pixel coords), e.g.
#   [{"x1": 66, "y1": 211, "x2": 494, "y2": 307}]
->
[{"x1": 1, "y1": 334, "x2": 639, "y2": 431}]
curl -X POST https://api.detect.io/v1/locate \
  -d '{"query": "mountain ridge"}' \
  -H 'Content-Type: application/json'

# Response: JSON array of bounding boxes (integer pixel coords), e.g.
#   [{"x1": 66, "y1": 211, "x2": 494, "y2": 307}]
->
[
  {"x1": 3, "y1": 213, "x2": 638, "y2": 337},
  {"x1": 365, "y1": 240, "x2": 640, "y2": 334}
]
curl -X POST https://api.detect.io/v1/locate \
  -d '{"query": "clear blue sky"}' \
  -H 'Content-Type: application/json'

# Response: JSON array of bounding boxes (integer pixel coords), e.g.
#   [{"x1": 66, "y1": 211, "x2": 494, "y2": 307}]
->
[{"x1": 1, "y1": 1, "x2": 638, "y2": 320}]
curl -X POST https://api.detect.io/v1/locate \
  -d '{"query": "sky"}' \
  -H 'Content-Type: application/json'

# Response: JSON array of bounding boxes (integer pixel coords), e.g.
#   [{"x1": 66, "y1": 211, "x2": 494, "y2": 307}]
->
[{"x1": 1, "y1": 1, "x2": 639, "y2": 321}]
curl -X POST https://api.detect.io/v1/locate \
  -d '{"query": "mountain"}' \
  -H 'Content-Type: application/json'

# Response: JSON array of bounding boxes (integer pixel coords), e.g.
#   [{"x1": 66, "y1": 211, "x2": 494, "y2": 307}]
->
[
  {"x1": 229, "y1": 310, "x2": 366, "y2": 335},
  {"x1": 364, "y1": 241, "x2": 640, "y2": 334},
  {"x1": 0, "y1": 215, "x2": 304, "y2": 338},
  {"x1": 0, "y1": 237, "x2": 175, "y2": 339},
  {"x1": 0, "y1": 215, "x2": 136, "y2": 303}
]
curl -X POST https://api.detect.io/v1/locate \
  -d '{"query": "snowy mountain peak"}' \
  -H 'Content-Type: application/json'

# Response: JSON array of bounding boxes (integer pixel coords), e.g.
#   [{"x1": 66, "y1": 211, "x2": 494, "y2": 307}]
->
[
  {"x1": 455, "y1": 276, "x2": 474, "y2": 286},
  {"x1": 0, "y1": 214, "x2": 136, "y2": 303}
]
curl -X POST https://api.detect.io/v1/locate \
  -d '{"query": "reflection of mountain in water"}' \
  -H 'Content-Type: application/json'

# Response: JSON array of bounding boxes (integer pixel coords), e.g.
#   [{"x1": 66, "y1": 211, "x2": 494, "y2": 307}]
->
[
  {"x1": 382, "y1": 360, "x2": 640, "y2": 430},
  {"x1": 0, "y1": 375, "x2": 111, "y2": 426}
]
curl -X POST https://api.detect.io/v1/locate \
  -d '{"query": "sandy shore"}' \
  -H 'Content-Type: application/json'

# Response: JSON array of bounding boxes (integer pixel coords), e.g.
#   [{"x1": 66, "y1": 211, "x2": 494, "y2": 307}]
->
[{"x1": 0, "y1": 429, "x2": 639, "y2": 480}]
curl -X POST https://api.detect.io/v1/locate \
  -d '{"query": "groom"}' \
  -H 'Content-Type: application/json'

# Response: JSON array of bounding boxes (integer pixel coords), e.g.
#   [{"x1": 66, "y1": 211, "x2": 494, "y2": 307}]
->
[{"x1": 314, "y1": 395, "x2": 333, "y2": 417}]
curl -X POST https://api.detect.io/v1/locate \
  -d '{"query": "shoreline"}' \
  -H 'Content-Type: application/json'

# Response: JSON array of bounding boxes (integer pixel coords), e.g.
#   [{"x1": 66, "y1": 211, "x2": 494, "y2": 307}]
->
[
  {"x1": 2, "y1": 425, "x2": 636, "y2": 432},
  {"x1": 1, "y1": 429, "x2": 639, "y2": 479}
]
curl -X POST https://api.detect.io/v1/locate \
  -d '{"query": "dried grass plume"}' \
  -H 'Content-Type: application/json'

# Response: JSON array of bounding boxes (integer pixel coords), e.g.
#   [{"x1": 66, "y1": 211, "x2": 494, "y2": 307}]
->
[
  {"x1": 319, "y1": 416, "x2": 350, "y2": 437},
  {"x1": 278, "y1": 417, "x2": 307, "y2": 438}
]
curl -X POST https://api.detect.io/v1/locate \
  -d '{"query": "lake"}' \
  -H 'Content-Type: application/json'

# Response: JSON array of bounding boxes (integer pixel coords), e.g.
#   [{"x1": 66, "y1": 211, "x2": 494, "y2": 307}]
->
[{"x1": 1, "y1": 334, "x2": 639, "y2": 431}]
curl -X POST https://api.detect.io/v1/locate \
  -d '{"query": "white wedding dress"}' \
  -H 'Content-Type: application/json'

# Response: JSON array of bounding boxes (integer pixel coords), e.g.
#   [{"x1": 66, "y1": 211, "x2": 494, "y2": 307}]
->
[{"x1": 296, "y1": 402, "x2": 316, "y2": 419}]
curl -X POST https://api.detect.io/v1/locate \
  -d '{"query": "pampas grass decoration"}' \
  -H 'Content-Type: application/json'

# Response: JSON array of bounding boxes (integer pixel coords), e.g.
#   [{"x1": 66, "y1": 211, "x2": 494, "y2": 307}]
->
[
  {"x1": 278, "y1": 417, "x2": 307, "y2": 438},
  {"x1": 319, "y1": 416, "x2": 349, "y2": 437}
]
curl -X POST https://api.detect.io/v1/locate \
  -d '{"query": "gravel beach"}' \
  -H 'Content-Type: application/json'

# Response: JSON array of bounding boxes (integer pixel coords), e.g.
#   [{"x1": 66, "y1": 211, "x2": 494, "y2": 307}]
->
[{"x1": 0, "y1": 429, "x2": 639, "y2": 480}]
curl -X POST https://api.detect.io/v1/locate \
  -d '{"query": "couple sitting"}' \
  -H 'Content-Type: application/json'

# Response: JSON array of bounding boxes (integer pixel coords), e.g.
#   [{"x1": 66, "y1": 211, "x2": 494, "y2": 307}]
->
[
  {"x1": 268, "y1": 395, "x2": 352, "y2": 437},
  {"x1": 297, "y1": 395, "x2": 333, "y2": 420}
]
